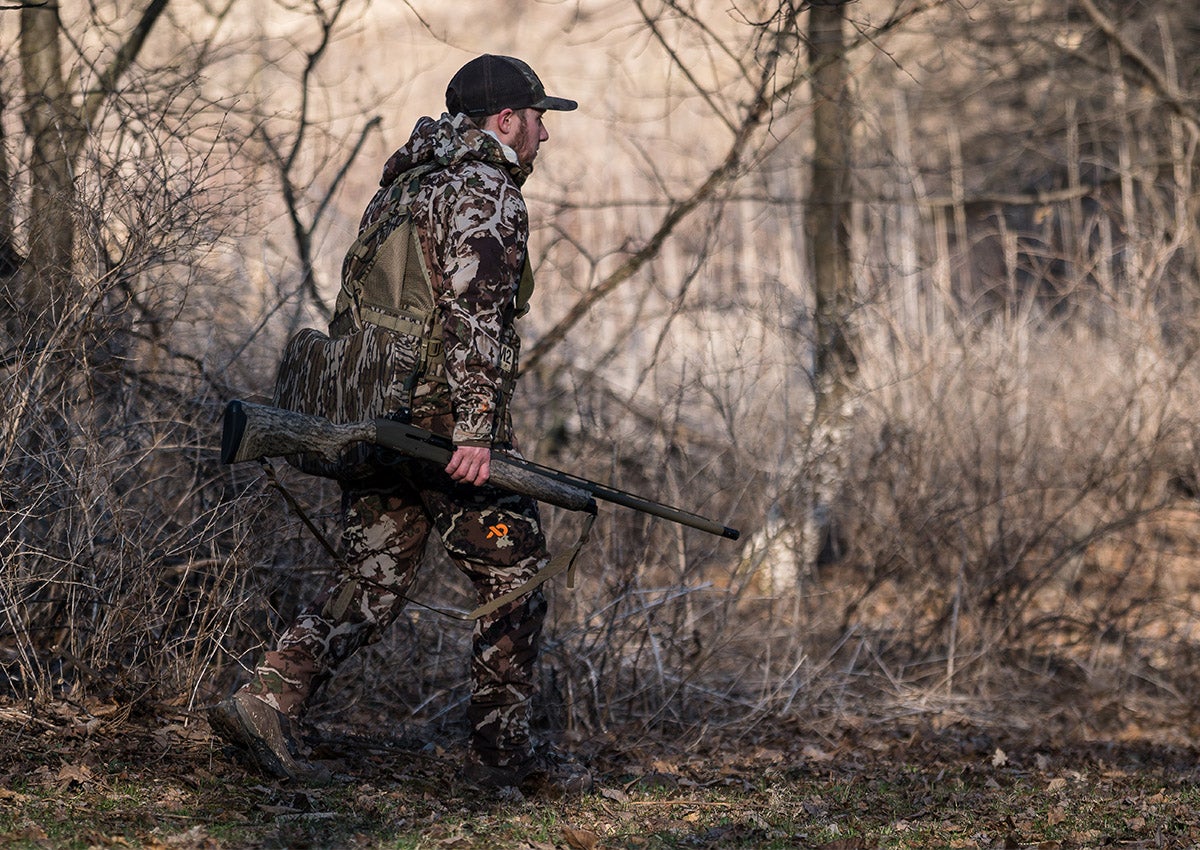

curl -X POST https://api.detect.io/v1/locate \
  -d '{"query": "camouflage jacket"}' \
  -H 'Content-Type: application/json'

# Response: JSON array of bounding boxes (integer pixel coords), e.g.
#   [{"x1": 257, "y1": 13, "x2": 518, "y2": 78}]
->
[{"x1": 337, "y1": 113, "x2": 532, "y2": 447}]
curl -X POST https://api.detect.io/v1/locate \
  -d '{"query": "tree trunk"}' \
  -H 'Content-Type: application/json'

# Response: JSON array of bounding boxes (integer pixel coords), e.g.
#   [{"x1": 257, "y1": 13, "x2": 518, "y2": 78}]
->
[
  {"x1": 0, "y1": 91, "x2": 17, "y2": 274},
  {"x1": 19, "y1": 2, "x2": 81, "y2": 329},
  {"x1": 795, "y1": 0, "x2": 858, "y2": 577},
  {"x1": 17, "y1": 0, "x2": 171, "y2": 333},
  {"x1": 808, "y1": 0, "x2": 856, "y2": 387}
]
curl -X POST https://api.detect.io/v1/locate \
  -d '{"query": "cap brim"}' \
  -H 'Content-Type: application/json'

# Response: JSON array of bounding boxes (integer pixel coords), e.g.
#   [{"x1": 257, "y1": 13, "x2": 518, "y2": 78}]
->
[{"x1": 532, "y1": 95, "x2": 578, "y2": 112}]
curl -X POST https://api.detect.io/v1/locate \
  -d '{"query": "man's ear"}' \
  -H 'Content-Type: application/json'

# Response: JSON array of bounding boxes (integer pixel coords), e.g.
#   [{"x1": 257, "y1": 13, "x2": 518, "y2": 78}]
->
[{"x1": 494, "y1": 108, "x2": 517, "y2": 136}]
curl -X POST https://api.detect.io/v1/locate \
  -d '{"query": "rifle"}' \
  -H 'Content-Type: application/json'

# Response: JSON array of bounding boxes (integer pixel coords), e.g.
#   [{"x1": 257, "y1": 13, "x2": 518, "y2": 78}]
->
[{"x1": 221, "y1": 400, "x2": 740, "y2": 540}]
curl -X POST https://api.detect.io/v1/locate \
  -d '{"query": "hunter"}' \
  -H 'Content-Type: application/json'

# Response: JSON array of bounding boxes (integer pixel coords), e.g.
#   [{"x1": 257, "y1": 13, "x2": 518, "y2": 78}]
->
[{"x1": 209, "y1": 54, "x2": 590, "y2": 795}]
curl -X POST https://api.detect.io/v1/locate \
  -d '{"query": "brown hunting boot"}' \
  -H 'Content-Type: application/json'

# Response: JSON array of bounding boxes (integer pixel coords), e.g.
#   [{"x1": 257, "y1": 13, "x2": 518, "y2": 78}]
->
[
  {"x1": 207, "y1": 692, "x2": 331, "y2": 785},
  {"x1": 462, "y1": 745, "x2": 593, "y2": 796}
]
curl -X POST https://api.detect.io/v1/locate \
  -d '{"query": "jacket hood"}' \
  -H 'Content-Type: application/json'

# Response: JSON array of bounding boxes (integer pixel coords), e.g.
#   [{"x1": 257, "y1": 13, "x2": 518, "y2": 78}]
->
[{"x1": 380, "y1": 112, "x2": 531, "y2": 188}]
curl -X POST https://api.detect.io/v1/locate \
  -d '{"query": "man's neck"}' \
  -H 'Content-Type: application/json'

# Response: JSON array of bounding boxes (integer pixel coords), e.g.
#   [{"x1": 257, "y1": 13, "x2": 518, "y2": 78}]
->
[{"x1": 481, "y1": 129, "x2": 521, "y2": 167}]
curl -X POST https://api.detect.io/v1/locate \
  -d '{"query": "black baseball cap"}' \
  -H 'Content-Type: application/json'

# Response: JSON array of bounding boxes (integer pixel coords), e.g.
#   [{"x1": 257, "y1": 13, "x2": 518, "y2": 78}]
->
[{"x1": 446, "y1": 55, "x2": 578, "y2": 117}]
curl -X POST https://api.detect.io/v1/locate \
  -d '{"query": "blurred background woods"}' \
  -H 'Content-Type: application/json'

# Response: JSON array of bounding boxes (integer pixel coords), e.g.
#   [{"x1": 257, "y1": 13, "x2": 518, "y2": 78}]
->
[{"x1": 4, "y1": 0, "x2": 1200, "y2": 753}]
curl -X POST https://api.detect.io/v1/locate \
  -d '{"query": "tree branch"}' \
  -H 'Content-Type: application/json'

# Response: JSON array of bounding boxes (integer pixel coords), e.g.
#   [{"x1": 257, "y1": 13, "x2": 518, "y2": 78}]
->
[
  {"x1": 522, "y1": 0, "x2": 950, "y2": 373},
  {"x1": 312, "y1": 115, "x2": 381, "y2": 232},
  {"x1": 520, "y1": 38, "x2": 782, "y2": 375},
  {"x1": 81, "y1": 0, "x2": 170, "y2": 135},
  {"x1": 1075, "y1": 0, "x2": 1200, "y2": 138},
  {"x1": 256, "y1": 1, "x2": 374, "y2": 319},
  {"x1": 634, "y1": 0, "x2": 739, "y2": 136}
]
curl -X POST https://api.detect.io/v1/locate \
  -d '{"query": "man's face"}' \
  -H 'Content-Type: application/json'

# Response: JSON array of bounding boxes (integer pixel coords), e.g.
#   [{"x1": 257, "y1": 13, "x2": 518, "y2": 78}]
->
[{"x1": 501, "y1": 108, "x2": 549, "y2": 168}]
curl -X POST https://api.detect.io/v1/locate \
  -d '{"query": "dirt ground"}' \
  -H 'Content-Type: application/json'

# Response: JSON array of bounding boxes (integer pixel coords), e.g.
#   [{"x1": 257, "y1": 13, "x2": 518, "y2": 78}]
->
[{"x1": 3, "y1": 696, "x2": 1200, "y2": 849}]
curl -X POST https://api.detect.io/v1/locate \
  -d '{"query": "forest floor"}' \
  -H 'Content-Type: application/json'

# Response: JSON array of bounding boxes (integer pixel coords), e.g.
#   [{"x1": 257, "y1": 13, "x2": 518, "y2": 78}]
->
[{"x1": 2, "y1": 696, "x2": 1200, "y2": 849}]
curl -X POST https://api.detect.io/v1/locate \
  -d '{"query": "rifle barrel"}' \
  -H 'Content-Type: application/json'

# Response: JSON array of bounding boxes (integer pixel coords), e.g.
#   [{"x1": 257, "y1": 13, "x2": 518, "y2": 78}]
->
[{"x1": 495, "y1": 453, "x2": 740, "y2": 541}]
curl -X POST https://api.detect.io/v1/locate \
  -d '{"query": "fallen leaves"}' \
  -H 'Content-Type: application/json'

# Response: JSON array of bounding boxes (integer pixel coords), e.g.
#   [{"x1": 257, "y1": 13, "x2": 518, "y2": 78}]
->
[
  {"x1": 0, "y1": 787, "x2": 31, "y2": 803},
  {"x1": 56, "y1": 762, "x2": 99, "y2": 790},
  {"x1": 599, "y1": 786, "x2": 630, "y2": 804},
  {"x1": 561, "y1": 824, "x2": 599, "y2": 850}
]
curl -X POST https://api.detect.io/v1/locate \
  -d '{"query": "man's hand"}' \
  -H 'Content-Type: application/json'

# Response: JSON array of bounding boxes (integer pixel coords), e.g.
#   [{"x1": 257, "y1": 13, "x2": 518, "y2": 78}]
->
[{"x1": 445, "y1": 444, "x2": 491, "y2": 486}]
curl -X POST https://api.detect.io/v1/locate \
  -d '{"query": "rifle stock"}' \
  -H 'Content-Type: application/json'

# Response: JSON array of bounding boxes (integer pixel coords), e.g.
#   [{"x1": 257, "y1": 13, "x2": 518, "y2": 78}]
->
[{"x1": 221, "y1": 399, "x2": 739, "y2": 540}]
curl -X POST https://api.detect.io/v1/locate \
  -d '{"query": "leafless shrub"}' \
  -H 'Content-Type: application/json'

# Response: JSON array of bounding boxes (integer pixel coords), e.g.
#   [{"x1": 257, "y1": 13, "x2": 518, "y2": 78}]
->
[{"x1": 7, "y1": 1, "x2": 1200, "y2": 764}]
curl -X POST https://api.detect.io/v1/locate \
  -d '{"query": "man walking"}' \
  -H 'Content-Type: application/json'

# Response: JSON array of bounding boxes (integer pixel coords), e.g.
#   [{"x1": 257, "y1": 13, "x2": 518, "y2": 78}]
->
[{"x1": 209, "y1": 54, "x2": 590, "y2": 795}]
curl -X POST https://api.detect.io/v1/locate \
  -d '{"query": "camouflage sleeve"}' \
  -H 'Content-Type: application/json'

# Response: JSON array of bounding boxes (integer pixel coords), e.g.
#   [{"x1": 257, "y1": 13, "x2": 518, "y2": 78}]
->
[{"x1": 434, "y1": 163, "x2": 527, "y2": 446}]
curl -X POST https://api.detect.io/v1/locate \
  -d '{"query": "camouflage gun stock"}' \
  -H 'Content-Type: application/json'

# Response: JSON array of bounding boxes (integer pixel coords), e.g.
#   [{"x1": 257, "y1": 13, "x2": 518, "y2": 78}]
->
[{"x1": 221, "y1": 399, "x2": 740, "y2": 540}]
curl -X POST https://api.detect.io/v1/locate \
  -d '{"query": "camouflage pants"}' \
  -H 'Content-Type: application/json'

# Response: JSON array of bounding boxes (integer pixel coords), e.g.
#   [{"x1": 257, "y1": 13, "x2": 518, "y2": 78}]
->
[{"x1": 243, "y1": 464, "x2": 550, "y2": 768}]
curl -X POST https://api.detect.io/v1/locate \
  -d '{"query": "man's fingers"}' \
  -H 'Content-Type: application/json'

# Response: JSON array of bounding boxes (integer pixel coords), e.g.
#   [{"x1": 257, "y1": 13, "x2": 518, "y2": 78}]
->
[{"x1": 446, "y1": 445, "x2": 491, "y2": 485}]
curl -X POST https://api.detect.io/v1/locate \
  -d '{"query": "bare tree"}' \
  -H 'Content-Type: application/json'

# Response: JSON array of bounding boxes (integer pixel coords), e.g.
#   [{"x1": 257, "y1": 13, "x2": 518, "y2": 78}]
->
[{"x1": 15, "y1": 0, "x2": 169, "y2": 330}]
